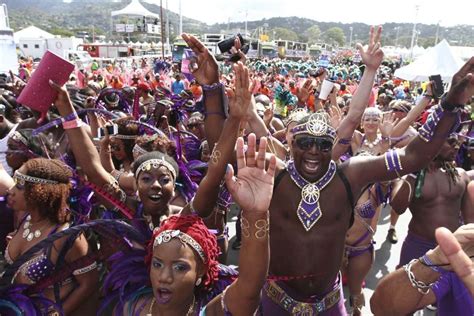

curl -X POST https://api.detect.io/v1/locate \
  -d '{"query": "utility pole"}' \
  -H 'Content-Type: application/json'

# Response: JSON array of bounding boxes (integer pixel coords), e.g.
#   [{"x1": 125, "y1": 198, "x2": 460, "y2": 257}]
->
[
  {"x1": 244, "y1": 10, "x2": 248, "y2": 37},
  {"x1": 349, "y1": 26, "x2": 353, "y2": 48},
  {"x1": 179, "y1": 0, "x2": 182, "y2": 34},
  {"x1": 166, "y1": 0, "x2": 170, "y2": 50},
  {"x1": 410, "y1": 4, "x2": 420, "y2": 60},
  {"x1": 395, "y1": 26, "x2": 400, "y2": 47},
  {"x1": 435, "y1": 20, "x2": 441, "y2": 45},
  {"x1": 160, "y1": 0, "x2": 164, "y2": 58}
]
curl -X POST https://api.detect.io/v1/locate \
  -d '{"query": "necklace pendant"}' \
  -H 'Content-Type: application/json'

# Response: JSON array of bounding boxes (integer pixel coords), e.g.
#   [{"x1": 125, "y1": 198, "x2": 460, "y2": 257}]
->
[
  {"x1": 27, "y1": 232, "x2": 34, "y2": 241},
  {"x1": 23, "y1": 228, "x2": 30, "y2": 239},
  {"x1": 297, "y1": 199, "x2": 322, "y2": 232},
  {"x1": 34, "y1": 230, "x2": 41, "y2": 238}
]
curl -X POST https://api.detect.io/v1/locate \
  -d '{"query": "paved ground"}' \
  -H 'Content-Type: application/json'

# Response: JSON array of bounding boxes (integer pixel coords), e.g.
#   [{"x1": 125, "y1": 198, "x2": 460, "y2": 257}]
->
[{"x1": 226, "y1": 204, "x2": 436, "y2": 316}]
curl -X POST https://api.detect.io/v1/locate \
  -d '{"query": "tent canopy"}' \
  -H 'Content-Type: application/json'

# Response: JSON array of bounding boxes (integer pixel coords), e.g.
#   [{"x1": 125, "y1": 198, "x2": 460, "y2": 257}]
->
[
  {"x1": 394, "y1": 40, "x2": 464, "y2": 82},
  {"x1": 14, "y1": 26, "x2": 54, "y2": 42},
  {"x1": 111, "y1": 0, "x2": 159, "y2": 18}
]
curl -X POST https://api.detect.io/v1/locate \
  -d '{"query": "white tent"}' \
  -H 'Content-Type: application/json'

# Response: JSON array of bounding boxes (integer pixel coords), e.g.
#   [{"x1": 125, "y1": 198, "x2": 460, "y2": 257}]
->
[
  {"x1": 14, "y1": 26, "x2": 54, "y2": 42},
  {"x1": 394, "y1": 40, "x2": 464, "y2": 82},
  {"x1": 111, "y1": 0, "x2": 159, "y2": 18}
]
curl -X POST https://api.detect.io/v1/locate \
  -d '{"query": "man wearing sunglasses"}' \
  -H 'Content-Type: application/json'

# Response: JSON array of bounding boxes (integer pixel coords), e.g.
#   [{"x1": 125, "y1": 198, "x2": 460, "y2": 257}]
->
[
  {"x1": 260, "y1": 57, "x2": 474, "y2": 315},
  {"x1": 389, "y1": 134, "x2": 473, "y2": 269}
]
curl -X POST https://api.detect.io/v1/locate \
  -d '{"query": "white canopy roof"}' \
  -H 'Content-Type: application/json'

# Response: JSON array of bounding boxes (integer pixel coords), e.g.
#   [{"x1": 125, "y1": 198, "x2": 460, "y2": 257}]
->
[
  {"x1": 111, "y1": 0, "x2": 159, "y2": 18},
  {"x1": 14, "y1": 26, "x2": 54, "y2": 42},
  {"x1": 394, "y1": 40, "x2": 464, "y2": 82}
]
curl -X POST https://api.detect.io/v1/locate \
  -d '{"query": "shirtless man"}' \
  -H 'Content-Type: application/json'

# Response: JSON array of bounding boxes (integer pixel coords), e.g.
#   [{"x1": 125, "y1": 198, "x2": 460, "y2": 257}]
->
[
  {"x1": 391, "y1": 134, "x2": 474, "y2": 268},
  {"x1": 182, "y1": 26, "x2": 474, "y2": 314}
]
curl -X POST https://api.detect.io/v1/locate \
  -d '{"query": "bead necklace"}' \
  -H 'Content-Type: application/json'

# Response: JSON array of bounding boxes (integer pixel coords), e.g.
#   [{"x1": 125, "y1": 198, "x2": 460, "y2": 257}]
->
[{"x1": 363, "y1": 135, "x2": 381, "y2": 149}]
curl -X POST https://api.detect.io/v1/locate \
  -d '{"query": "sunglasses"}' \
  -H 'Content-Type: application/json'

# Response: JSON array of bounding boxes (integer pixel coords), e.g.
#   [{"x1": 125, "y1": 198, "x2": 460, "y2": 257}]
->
[
  {"x1": 187, "y1": 123, "x2": 201, "y2": 129},
  {"x1": 111, "y1": 144, "x2": 122, "y2": 152},
  {"x1": 294, "y1": 136, "x2": 333, "y2": 152}
]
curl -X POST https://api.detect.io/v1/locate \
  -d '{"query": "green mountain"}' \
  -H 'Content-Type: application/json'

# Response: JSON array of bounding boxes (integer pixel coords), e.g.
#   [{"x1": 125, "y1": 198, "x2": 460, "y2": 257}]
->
[{"x1": 4, "y1": 0, "x2": 474, "y2": 47}]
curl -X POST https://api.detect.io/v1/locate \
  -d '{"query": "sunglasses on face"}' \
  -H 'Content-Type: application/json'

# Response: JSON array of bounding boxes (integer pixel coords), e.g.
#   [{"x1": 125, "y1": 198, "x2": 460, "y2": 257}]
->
[
  {"x1": 187, "y1": 123, "x2": 200, "y2": 129},
  {"x1": 111, "y1": 144, "x2": 122, "y2": 152},
  {"x1": 294, "y1": 136, "x2": 333, "y2": 152}
]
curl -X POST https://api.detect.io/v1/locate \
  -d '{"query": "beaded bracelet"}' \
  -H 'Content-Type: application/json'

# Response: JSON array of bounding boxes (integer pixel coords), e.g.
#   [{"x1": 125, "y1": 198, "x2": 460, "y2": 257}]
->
[{"x1": 202, "y1": 82, "x2": 224, "y2": 91}]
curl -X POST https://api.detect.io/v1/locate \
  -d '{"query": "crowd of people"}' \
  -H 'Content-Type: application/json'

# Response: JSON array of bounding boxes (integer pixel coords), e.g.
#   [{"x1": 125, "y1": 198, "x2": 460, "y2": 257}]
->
[{"x1": 0, "y1": 26, "x2": 472, "y2": 315}]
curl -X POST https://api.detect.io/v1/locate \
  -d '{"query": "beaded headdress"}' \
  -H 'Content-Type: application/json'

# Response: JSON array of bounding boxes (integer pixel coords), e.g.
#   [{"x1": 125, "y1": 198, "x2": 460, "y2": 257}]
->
[
  {"x1": 14, "y1": 170, "x2": 59, "y2": 185},
  {"x1": 113, "y1": 134, "x2": 138, "y2": 140},
  {"x1": 135, "y1": 158, "x2": 177, "y2": 180},
  {"x1": 10, "y1": 131, "x2": 29, "y2": 147},
  {"x1": 132, "y1": 144, "x2": 149, "y2": 157},
  {"x1": 153, "y1": 230, "x2": 207, "y2": 263},
  {"x1": 290, "y1": 112, "x2": 336, "y2": 143}
]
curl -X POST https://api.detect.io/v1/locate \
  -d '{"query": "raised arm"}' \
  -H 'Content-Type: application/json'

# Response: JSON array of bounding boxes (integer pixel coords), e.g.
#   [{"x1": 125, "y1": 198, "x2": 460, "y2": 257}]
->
[
  {"x1": 332, "y1": 26, "x2": 384, "y2": 160},
  {"x1": 390, "y1": 85, "x2": 433, "y2": 139},
  {"x1": 181, "y1": 33, "x2": 224, "y2": 151},
  {"x1": 181, "y1": 62, "x2": 250, "y2": 217},
  {"x1": 50, "y1": 81, "x2": 112, "y2": 187},
  {"x1": 347, "y1": 57, "x2": 474, "y2": 190},
  {"x1": 205, "y1": 134, "x2": 276, "y2": 315}
]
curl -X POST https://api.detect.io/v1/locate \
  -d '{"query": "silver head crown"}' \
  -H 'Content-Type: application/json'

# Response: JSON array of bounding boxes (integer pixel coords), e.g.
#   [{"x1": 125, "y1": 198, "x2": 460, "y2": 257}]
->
[
  {"x1": 135, "y1": 158, "x2": 177, "y2": 179},
  {"x1": 14, "y1": 170, "x2": 59, "y2": 186},
  {"x1": 153, "y1": 230, "x2": 207, "y2": 263}
]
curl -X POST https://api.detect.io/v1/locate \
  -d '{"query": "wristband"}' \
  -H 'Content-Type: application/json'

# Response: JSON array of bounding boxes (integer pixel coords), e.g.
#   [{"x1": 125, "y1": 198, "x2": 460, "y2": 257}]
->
[
  {"x1": 419, "y1": 254, "x2": 449, "y2": 274},
  {"x1": 202, "y1": 82, "x2": 223, "y2": 91},
  {"x1": 63, "y1": 118, "x2": 85, "y2": 130},
  {"x1": 440, "y1": 94, "x2": 464, "y2": 112}
]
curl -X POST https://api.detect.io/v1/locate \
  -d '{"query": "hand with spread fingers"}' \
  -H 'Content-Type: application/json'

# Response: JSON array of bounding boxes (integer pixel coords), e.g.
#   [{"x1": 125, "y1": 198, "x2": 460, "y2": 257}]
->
[
  {"x1": 379, "y1": 112, "x2": 399, "y2": 138},
  {"x1": 181, "y1": 33, "x2": 219, "y2": 85},
  {"x1": 356, "y1": 26, "x2": 384, "y2": 71},
  {"x1": 296, "y1": 79, "x2": 314, "y2": 104},
  {"x1": 444, "y1": 57, "x2": 474, "y2": 105},
  {"x1": 226, "y1": 62, "x2": 252, "y2": 120},
  {"x1": 225, "y1": 134, "x2": 276, "y2": 214}
]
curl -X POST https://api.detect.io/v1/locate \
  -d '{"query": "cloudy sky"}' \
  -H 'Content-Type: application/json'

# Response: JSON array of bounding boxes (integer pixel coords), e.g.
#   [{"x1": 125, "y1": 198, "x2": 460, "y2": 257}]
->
[{"x1": 143, "y1": 0, "x2": 473, "y2": 27}]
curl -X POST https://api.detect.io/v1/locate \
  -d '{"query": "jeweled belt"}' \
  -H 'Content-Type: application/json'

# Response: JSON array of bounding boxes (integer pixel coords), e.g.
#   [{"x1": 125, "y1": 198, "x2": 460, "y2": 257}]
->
[{"x1": 263, "y1": 280, "x2": 341, "y2": 315}]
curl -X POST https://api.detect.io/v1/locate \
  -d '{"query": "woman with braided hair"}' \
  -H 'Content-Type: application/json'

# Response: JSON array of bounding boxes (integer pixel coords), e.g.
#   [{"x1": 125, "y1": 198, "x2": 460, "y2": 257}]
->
[{"x1": 2, "y1": 158, "x2": 99, "y2": 315}]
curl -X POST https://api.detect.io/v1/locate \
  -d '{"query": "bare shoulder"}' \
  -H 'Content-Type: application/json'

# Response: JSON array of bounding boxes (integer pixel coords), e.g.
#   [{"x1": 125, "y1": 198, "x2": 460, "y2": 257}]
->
[
  {"x1": 467, "y1": 170, "x2": 474, "y2": 182},
  {"x1": 457, "y1": 168, "x2": 470, "y2": 184}
]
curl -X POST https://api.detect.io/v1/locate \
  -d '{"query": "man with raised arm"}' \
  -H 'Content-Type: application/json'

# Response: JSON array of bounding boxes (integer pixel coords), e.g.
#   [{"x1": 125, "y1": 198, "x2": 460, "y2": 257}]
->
[{"x1": 182, "y1": 26, "x2": 474, "y2": 314}]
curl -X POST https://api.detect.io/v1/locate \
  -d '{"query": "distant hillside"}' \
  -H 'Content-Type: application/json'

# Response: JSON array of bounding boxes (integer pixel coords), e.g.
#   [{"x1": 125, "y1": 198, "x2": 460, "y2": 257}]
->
[{"x1": 4, "y1": 0, "x2": 473, "y2": 47}]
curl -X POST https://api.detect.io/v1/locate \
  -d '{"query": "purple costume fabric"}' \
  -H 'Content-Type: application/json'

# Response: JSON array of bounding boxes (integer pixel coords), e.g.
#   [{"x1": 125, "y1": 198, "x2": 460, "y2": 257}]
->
[
  {"x1": 260, "y1": 277, "x2": 347, "y2": 315},
  {"x1": 432, "y1": 271, "x2": 474, "y2": 316},
  {"x1": 398, "y1": 232, "x2": 437, "y2": 268}
]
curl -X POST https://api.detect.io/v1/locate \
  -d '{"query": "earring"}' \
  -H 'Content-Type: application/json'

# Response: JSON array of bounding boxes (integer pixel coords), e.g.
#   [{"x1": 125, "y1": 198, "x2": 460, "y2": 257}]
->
[{"x1": 195, "y1": 277, "x2": 202, "y2": 286}]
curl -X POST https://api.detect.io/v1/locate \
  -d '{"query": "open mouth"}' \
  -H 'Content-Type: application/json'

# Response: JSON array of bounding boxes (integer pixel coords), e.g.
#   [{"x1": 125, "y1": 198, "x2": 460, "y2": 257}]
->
[
  {"x1": 156, "y1": 288, "x2": 173, "y2": 304},
  {"x1": 303, "y1": 159, "x2": 320, "y2": 173},
  {"x1": 148, "y1": 194, "x2": 162, "y2": 203}
]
